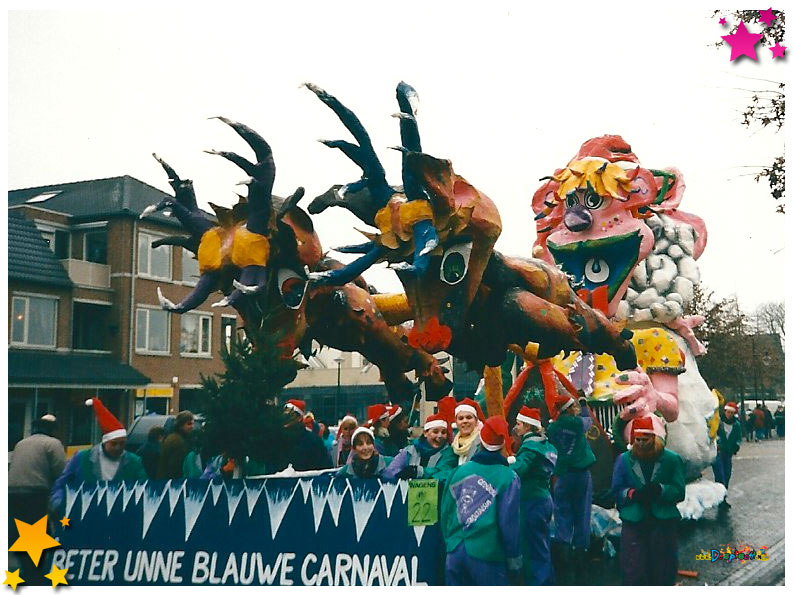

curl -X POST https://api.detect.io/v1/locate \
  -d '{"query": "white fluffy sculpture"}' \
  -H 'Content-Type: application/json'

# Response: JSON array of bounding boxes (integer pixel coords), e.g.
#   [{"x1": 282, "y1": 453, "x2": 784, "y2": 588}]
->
[{"x1": 615, "y1": 210, "x2": 718, "y2": 481}]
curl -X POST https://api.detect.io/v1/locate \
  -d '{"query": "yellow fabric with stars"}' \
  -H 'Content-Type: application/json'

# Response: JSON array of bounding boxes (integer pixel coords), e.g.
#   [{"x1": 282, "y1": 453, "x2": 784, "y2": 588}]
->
[
  {"x1": 231, "y1": 227, "x2": 270, "y2": 268},
  {"x1": 553, "y1": 327, "x2": 685, "y2": 401}
]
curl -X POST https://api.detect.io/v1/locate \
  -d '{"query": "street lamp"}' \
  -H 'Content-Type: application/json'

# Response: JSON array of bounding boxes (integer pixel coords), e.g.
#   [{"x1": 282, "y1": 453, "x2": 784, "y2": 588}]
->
[{"x1": 334, "y1": 355, "x2": 345, "y2": 423}]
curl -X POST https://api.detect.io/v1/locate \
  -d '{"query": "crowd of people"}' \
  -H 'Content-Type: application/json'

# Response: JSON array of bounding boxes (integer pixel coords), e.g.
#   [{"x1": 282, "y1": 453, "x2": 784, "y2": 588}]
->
[
  {"x1": 11, "y1": 391, "x2": 781, "y2": 586},
  {"x1": 743, "y1": 403, "x2": 784, "y2": 441}
]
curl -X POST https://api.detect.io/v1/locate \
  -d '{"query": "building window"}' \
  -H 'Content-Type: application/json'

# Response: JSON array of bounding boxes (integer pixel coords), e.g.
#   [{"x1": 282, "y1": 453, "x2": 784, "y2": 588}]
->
[
  {"x1": 181, "y1": 313, "x2": 211, "y2": 356},
  {"x1": 138, "y1": 233, "x2": 172, "y2": 280},
  {"x1": 84, "y1": 230, "x2": 108, "y2": 264},
  {"x1": 221, "y1": 316, "x2": 237, "y2": 353},
  {"x1": 136, "y1": 308, "x2": 170, "y2": 353},
  {"x1": 73, "y1": 302, "x2": 111, "y2": 351},
  {"x1": 182, "y1": 248, "x2": 200, "y2": 285},
  {"x1": 11, "y1": 295, "x2": 57, "y2": 347},
  {"x1": 39, "y1": 229, "x2": 70, "y2": 259}
]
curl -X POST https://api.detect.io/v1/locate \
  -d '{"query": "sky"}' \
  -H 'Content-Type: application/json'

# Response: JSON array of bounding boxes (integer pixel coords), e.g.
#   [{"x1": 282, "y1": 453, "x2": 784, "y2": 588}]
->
[{"x1": 6, "y1": 3, "x2": 788, "y2": 313}]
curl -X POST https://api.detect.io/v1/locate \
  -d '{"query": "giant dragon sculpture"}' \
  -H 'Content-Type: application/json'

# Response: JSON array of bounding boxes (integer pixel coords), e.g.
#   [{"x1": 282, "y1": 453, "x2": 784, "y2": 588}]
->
[
  {"x1": 141, "y1": 119, "x2": 449, "y2": 404},
  {"x1": 302, "y1": 82, "x2": 638, "y2": 403}
]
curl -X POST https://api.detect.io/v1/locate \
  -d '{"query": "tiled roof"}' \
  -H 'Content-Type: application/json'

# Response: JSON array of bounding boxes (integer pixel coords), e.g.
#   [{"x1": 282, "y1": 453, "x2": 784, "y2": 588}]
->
[
  {"x1": 8, "y1": 211, "x2": 73, "y2": 287},
  {"x1": 8, "y1": 175, "x2": 213, "y2": 226},
  {"x1": 8, "y1": 350, "x2": 150, "y2": 387}
]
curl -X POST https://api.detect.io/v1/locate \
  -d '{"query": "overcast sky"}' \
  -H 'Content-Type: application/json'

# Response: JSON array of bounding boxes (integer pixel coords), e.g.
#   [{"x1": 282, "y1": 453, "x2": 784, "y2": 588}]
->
[{"x1": 7, "y1": 3, "x2": 788, "y2": 312}]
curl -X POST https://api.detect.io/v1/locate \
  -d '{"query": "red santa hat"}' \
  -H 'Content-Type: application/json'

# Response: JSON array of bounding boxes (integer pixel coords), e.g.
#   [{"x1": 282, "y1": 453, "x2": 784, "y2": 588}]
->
[
  {"x1": 454, "y1": 398, "x2": 485, "y2": 421},
  {"x1": 387, "y1": 404, "x2": 403, "y2": 421},
  {"x1": 351, "y1": 426, "x2": 375, "y2": 445},
  {"x1": 340, "y1": 414, "x2": 358, "y2": 425},
  {"x1": 284, "y1": 399, "x2": 306, "y2": 417},
  {"x1": 516, "y1": 406, "x2": 542, "y2": 429},
  {"x1": 629, "y1": 415, "x2": 667, "y2": 442},
  {"x1": 367, "y1": 404, "x2": 389, "y2": 425},
  {"x1": 85, "y1": 398, "x2": 126, "y2": 443},
  {"x1": 724, "y1": 402, "x2": 738, "y2": 413},
  {"x1": 303, "y1": 411, "x2": 315, "y2": 430},
  {"x1": 480, "y1": 416, "x2": 510, "y2": 452},
  {"x1": 554, "y1": 396, "x2": 576, "y2": 417},
  {"x1": 423, "y1": 413, "x2": 448, "y2": 432}
]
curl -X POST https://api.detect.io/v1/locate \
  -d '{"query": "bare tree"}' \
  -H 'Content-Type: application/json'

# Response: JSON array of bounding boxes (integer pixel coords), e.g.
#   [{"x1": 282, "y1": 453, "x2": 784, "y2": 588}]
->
[{"x1": 752, "y1": 301, "x2": 785, "y2": 338}]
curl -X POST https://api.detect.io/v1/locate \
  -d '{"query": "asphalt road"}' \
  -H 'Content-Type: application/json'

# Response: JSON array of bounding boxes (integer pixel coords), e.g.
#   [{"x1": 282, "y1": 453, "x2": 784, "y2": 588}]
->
[
  {"x1": 581, "y1": 437, "x2": 785, "y2": 586},
  {"x1": 677, "y1": 437, "x2": 785, "y2": 586}
]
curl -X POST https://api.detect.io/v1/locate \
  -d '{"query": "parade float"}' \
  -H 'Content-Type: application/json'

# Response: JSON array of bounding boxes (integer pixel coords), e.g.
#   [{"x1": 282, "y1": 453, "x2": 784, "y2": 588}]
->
[
  {"x1": 529, "y1": 135, "x2": 724, "y2": 517},
  {"x1": 51, "y1": 84, "x2": 721, "y2": 585}
]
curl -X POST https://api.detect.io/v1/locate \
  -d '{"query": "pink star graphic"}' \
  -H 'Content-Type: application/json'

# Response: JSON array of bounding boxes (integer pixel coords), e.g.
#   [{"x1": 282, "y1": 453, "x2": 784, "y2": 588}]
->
[
  {"x1": 759, "y1": 8, "x2": 777, "y2": 27},
  {"x1": 721, "y1": 21, "x2": 764, "y2": 61},
  {"x1": 770, "y1": 43, "x2": 786, "y2": 58},
  {"x1": 719, "y1": 17, "x2": 727, "y2": 26}
]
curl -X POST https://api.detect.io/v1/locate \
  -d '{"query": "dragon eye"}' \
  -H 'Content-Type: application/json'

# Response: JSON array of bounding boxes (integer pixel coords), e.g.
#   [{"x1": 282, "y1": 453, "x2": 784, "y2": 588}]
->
[
  {"x1": 565, "y1": 194, "x2": 580, "y2": 208},
  {"x1": 440, "y1": 242, "x2": 473, "y2": 285},
  {"x1": 277, "y1": 269, "x2": 307, "y2": 309},
  {"x1": 583, "y1": 193, "x2": 605, "y2": 209}
]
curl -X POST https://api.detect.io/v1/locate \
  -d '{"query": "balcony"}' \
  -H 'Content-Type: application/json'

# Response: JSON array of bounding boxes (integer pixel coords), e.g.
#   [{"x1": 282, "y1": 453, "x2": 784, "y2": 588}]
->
[{"x1": 60, "y1": 258, "x2": 111, "y2": 288}]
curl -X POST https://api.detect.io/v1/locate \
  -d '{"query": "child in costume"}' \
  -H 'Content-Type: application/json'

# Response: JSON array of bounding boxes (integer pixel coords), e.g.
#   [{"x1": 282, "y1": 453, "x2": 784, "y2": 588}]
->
[
  {"x1": 335, "y1": 427, "x2": 393, "y2": 479},
  {"x1": 382, "y1": 413, "x2": 451, "y2": 480}
]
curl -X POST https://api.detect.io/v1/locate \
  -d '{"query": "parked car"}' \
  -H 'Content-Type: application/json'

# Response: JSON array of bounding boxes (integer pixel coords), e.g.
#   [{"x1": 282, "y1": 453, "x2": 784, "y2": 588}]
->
[{"x1": 125, "y1": 413, "x2": 203, "y2": 453}]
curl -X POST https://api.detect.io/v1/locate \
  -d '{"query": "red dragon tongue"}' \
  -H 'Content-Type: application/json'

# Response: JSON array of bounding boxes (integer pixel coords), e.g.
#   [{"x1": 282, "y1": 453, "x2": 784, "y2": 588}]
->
[
  {"x1": 407, "y1": 316, "x2": 452, "y2": 352},
  {"x1": 577, "y1": 285, "x2": 609, "y2": 316}
]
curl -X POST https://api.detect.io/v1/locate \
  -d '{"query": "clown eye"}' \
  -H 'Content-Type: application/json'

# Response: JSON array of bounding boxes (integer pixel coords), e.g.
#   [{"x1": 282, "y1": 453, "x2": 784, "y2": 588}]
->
[
  {"x1": 565, "y1": 194, "x2": 579, "y2": 208},
  {"x1": 583, "y1": 194, "x2": 605, "y2": 209},
  {"x1": 277, "y1": 269, "x2": 307, "y2": 309},
  {"x1": 440, "y1": 241, "x2": 473, "y2": 285}
]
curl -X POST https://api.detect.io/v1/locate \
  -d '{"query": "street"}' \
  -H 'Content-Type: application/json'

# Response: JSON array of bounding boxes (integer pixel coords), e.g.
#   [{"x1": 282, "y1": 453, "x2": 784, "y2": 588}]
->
[{"x1": 677, "y1": 437, "x2": 785, "y2": 586}]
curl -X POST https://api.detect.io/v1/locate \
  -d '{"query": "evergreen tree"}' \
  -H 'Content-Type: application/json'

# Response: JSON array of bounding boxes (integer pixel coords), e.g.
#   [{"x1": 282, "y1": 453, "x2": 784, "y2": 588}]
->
[{"x1": 197, "y1": 318, "x2": 302, "y2": 471}]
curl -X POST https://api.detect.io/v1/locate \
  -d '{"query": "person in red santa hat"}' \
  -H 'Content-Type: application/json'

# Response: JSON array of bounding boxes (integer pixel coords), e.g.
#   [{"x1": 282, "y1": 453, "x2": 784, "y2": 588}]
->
[
  {"x1": 276, "y1": 399, "x2": 332, "y2": 472},
  {"x1": 382, "y1": 413, "x2": 452, "y2": 480},
  {"x1": 440, "y1": 416, "x2": 523, "y2": 585},
  {"x1": 335, "y1": 426, "x2": 394, "y2": 479},
  {"x1": 712, "y1": 401, "x2": 743, "y2": 508},
  {"x1": 379, "y1": 404, "x2": 411, "y2": 456},
  {"x1": 436, "y1": 398, "x2": 486, "y2": 470},
  {"x1": 365, "y1": 403, "x2": 391, "y2": 453},
  {"x1": 611, "y1": 414, "x2": 685, "y2": 585},
  {"x1": 509, "y1": 406, "x2": 558, "y2": 585},
  {"x1": 50, "y1": 397, "x2": 147, "y2": 510}
]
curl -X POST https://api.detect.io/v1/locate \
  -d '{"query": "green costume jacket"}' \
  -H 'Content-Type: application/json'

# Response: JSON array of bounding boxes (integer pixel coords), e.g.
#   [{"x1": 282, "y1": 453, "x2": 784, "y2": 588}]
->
[
  {"x1": 611, "y1": 448, "x2": 685, "y2": 522},
  {"x1": 716, "y1": 418, "x2": 742, "y2": 455},
  {"x1": 509, "y1": 434, "x2": 558, "y2": 500},
  {"x1": 440, "y1": 450, "x2": 522, "y2": 570},
  {"x1": 547, "y1": 412, "x2": 596, "y2": 475}
]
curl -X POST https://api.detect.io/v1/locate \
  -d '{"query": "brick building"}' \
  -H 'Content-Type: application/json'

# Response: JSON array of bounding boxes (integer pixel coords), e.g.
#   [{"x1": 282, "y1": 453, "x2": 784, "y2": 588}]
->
[{"x1": 8, "y1": 176, "x2": 241, "y2": 452}]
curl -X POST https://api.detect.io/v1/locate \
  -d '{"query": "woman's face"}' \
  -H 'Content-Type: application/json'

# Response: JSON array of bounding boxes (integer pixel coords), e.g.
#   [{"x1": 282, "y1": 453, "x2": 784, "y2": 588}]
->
[
  {"x1": 339, "y1": 422, "x2": 355, "y2": 440},
  {"x1": 425, "y1": 426, "x2": 448, "y2": 448},
  {"x1": 353, "y1": 434, "x2": 375, "y2": 460},
  {"x1": 455, "y1": 412, "x2": 477, "y2": 437}
]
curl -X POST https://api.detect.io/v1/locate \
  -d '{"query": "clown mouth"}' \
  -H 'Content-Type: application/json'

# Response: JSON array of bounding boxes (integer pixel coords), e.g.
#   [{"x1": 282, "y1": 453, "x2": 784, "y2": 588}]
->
[{"x1": 547, "y1": 231, "x2": 642, "y2": 303}]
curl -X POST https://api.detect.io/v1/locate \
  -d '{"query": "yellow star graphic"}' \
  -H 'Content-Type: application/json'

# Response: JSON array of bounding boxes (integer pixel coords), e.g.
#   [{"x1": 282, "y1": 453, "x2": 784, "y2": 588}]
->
[
  {"x1": 59, "y1": 517, "x2": 70, "y2": 528},
  {"x1": 8, "y1": 516, "x2": 60, "y2": 566},
  {"x1": 3, "y1": 569, "x2": 25, "y2": 591},
  {"x1": 44, "y1": 565, "x2": 68, "y2": 588}
]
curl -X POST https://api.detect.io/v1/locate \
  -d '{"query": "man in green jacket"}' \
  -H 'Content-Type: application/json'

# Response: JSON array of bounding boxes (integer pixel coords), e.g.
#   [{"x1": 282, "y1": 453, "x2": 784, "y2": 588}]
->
[
  {"x1": 712, "y1": 401, "x2": 742, "y2": 508},
  {"x1": 547, "y1": 396, "x2": 596, "y2": 583},
  {"x1": 50, "y1": 398, "x2": 147, "y2": 510},
  {"x1": 441, "y1": 416, "x2": 522, "y2": 585},
  {"x1": 611, "y1": 415, "x2": 685, "y2": 585},
  {"x1": 509, "y1": 406, "x2": 557, "y2": 585}
]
